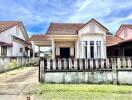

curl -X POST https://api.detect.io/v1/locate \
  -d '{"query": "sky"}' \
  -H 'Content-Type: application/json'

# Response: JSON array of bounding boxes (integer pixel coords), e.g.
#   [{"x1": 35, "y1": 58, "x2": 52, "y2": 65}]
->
[{"x1": 0, "y1": 0, "x2": 132, "y2": 36}]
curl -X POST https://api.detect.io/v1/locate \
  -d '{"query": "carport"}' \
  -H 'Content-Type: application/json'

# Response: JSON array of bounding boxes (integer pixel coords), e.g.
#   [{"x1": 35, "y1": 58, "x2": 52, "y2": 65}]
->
[
  {"x1": 107, "y1": 39, "x2": 132, "y2": 57},
  {"x1": 30, "y1": 35, "x2": 52, "y2": 58}
]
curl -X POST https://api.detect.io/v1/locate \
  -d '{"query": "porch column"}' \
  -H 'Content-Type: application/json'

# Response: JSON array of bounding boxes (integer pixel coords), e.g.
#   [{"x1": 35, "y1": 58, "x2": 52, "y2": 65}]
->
[
  {"x1": 52, "y1": 39, "x2": 55, "y2": 59},
  {"x1": 81, "y1": 40, "x2": 84, "y2": 58},
  {"x1": 87, "y1": 41, "x2": 90, "y2": 58},
  {"x1": 38, "y1": 46, "x2": 40, "y2": 57},
  {"x1": 0, "y1": 46, "x2": 1, "y2": 56},
  {"x1": 94, "y1": 41, "x2": 97, "y2": 58},
  {"x1": 76, "y1": 39, "x2": 79, "y2": 58}
]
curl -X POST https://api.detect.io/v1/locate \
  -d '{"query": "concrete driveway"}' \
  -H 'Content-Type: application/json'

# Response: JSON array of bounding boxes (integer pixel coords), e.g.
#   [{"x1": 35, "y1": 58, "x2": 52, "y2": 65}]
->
[{"x1": 0, "y1": 67, "x2": 39, "y2": 100}]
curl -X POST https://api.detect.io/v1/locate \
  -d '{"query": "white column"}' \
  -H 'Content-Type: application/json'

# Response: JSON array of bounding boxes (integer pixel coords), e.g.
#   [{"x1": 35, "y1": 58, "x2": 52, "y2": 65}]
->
[
  {"x1": 38, "y1": 46, "x2": 40, "y2": 57},
  {"x1": 104, "y1": 41, "x2": 107, "y2": 58},
  {"x1": 70, "y1": 47, "x2": 74, "y2": 57},
  {"x1": 76, "y1": 39, "x2": 80, "y2": 58},
  {"x1": 75, "y1": 40, "x2": 77, "y2": 58},
  {"x1": 28, "y1": 50, "x2": 30, "y2": 57},
  {"x1": 52, "y1": 39, "x2": 55, "y2": 59},
  {"x1": 94, "y1": 41, "x2": 97, "y2": 58},
  {"x1": 81, "y1": 40, "x2": 84, "y2": 58},
  {"x1": 87, "y1": 41, "x2": 90, "y2": 58},
  {"x1": 0, "y1": 46, "x2": 1, "y2": 56},
  {"x1": 102, "y1": 35, "x2": 106, "y2": 58}
]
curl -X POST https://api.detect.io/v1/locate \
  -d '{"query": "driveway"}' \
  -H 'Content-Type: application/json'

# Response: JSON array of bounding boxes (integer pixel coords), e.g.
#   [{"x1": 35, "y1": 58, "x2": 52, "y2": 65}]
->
[{"x1": 0, "y1": 67, "x2": 39, "y2": 100}]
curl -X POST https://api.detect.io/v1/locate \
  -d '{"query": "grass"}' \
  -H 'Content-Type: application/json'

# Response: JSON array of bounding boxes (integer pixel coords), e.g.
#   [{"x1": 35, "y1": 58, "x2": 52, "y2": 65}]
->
[{"x1": 34, "y1": 84, "x2": 132, "y2": 100}]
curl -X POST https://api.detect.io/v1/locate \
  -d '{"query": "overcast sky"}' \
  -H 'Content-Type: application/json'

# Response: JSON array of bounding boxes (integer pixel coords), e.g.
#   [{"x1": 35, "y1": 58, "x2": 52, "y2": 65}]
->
[{"x1": 0, "y1": 0, "x2": 132, "y2": 35}]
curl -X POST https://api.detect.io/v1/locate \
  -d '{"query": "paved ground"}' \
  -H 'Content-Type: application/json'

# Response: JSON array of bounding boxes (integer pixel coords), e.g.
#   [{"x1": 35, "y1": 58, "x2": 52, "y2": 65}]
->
[{"x1": 0, "y1": 67, "x2": 39, "y2": 100}]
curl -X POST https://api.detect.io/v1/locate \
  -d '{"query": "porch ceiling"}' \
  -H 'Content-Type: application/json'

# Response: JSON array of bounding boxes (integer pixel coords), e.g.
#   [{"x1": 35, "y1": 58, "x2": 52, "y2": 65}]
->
[
  {"x1": 51, "y1": 35, "x2": 78, "y2": 41},
  {"x1": 33, "y1": 40, "x2": 52, "y2": 46}
]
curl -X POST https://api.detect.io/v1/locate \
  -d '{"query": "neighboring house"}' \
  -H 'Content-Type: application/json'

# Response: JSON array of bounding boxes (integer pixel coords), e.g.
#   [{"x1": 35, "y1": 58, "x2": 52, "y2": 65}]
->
[
  {"x1": 107, "y1": 24, "x2": 132, "y2": 57},
  {"x1": 30, "y1": 19, "x2": 113, "y2": 59},
  {"x1": 0, "y1": 21, "x2": 31, "y2": 57}
]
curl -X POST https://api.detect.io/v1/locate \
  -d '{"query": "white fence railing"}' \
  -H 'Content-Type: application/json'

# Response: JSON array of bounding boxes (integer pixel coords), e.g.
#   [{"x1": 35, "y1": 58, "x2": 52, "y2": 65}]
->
[
  {"x1": 40, "y1": 58, "x2": 132, "y2": 72},
  {"x1": 39, "y1": 58, "x2": 132, "y2": 84}
]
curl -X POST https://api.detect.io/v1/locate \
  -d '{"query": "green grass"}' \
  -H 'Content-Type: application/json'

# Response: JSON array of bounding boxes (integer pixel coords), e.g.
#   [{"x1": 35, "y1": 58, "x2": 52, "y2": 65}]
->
[{"x1": 34, "y1": 84, "x2": 132, "y2": 100}]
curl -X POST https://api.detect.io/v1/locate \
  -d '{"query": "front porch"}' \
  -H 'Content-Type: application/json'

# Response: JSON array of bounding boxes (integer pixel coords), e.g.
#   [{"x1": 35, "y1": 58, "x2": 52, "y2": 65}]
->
[{"x1": 33, "y1": 35, "x2": 78, "y2": 59}]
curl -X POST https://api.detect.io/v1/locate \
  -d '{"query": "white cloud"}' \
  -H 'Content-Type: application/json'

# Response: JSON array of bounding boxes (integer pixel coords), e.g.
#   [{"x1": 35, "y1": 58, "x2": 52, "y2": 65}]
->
[{"x1": 1, "y1": 0, "x2": 132, "y2": 34}]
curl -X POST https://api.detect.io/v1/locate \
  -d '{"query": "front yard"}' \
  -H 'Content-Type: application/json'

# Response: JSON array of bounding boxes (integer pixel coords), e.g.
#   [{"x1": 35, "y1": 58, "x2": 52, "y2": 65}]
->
[{"x1": 34, "y1": 84, "x2": 132, "y2": 100}]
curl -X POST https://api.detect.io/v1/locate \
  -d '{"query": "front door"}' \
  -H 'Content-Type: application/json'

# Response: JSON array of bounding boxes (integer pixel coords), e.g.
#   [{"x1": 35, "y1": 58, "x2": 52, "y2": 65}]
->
[{"x1": 60, "y1": 48, "x2": 70, "y2": 58}]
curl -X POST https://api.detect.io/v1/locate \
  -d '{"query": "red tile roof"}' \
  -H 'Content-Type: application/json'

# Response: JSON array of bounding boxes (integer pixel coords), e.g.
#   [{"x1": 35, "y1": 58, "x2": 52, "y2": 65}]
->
[
  {"x1": 29, "y1": 35, "x2": 50, "y2": 41},
  {"x1": 0, "y1": 41, "x2": 13, "y2": 47},
  {"x1": 0, "y1": 21, "x2": 21, "y2": 33},
  {"x1": 46, "y1": 19, "x2": 109, "y2": 35},
  {"x1": 122, "y1": 24, "x2": 132, "y2": 29},
  {"x1": 106, "y1": 35, "x2": 123, "y2": 47},
  {"x1": 47, "y1": 23, "x2": 84, "y2": 35}
]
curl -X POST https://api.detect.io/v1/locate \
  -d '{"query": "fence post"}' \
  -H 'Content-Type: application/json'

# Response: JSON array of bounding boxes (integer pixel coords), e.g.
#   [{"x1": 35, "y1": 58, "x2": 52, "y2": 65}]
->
[
  {"x1": 106, "y1": 58, "x2": 110, "y2": 69},
  {"x1": 95, "y1": 59, "x2": 99, "y2": 69},
  {"x1": 111, "y1": 58, "x2": 118, "y2": 85},
  {"x1": 101, "y1": 59, "x2": 104, "y2": 69},
  {"x1": 90, "y1": 59, "x2": 93, "y2": 69},
  {"x1": 69, "y1": 59, "x2": 72, "y2": 69},
  {"x1": 39, "y1": 60, "x2": 44, "y2": 82},
  {"x1": 127, "y1": 58, "x2": 131, "y2": 68},
  {"x1": 47, "y1": 59, "x2": 51, "y2": 70},
  {"x1": 53, "y1": 59, "x2": 56, "y2": 70}
]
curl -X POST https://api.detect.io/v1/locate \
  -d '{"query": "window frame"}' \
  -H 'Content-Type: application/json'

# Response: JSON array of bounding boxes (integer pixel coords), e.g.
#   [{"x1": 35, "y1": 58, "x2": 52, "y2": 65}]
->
[
  {"x1": 96, "y1": 41, "x2": 101, "y2": 58},
  {"x1": 90, "y1": 41, "x2": 94, "y2": 58},
  {"x1": 83, "y1": 41, "x2": 88, "y2": 58},
  {"x1": 20, "y1": 48, "x2": 23, "y2": 53},
  {"x1": 1, "y1": 46, "x2": 7, "y2": 56}
]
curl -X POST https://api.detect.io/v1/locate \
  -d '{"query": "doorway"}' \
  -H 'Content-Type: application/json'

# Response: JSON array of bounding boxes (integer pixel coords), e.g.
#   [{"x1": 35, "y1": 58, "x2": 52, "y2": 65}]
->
[{"x1": 60, "y1": 48, "x2": 70, "y2": 58}]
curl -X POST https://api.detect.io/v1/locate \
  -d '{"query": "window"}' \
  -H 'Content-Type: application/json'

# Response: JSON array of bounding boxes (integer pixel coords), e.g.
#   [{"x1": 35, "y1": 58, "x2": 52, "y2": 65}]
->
[
  {"x1": 90, "y1": 41, "x2": 94, "y2": 58},
  {"x1": 96, "y1": 41, "x2": 101, "y2": 58},
  {"x1": 20, "y1": 48, "x2": 23, "y2": 53},
  {"x1": 83, "y1": 41, "x2": 87, "y2": 58},
  {"x1": 1, "y1": 46, "x2": 7, "y2": 56}
]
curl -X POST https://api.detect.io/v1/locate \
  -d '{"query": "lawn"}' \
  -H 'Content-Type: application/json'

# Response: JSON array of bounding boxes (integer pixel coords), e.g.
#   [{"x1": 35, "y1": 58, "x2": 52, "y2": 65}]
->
[{"x1": 34, "y1": 84, "x2": 132, "y2": 100}]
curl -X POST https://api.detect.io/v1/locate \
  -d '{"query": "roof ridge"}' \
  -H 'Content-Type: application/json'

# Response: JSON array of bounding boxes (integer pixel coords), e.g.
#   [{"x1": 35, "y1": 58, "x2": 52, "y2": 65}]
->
[
  {"x1": 0, "y1": 21, "x2": 22, "y2": 33},
  {"x1": 50, "y1": 22, "x2": 85, "y2": 24},
  {"x1": 121, "y1": 24, "x2": 132, "y2": 26}
]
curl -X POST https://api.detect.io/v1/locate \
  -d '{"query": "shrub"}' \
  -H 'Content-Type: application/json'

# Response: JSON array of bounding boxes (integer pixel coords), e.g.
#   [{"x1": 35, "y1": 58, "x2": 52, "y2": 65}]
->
[{"x1": 7, "y1": 60, "x2": 17, "y2": 70}]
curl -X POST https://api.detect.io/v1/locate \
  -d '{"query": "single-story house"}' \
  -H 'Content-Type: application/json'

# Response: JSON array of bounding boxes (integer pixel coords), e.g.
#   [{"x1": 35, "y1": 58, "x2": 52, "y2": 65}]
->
[
  {"x1": 30, "y1": 19, "x2": 132, "y2": 58},
  {"x1": 30, "y1": 19, "x2": 114, "y2": 59},
  {"x1": 0, "y1": 21, "x2": 31, "y2": 57}
]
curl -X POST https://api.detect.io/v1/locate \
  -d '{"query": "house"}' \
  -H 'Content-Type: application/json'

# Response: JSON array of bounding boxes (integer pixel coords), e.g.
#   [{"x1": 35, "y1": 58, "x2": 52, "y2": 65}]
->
[
  {"x1": 0, "y1": 21, "x2": 31, "y2": 57},
  {"x1": 107, "y1": 24, "x2": 132, "y2": 57},
  {"x1": 30, "y1": 19, "x2": 113, "y2": 59}
]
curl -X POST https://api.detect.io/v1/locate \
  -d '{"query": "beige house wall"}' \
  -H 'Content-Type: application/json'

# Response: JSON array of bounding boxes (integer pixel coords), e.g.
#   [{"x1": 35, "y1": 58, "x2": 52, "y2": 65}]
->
[{"x1": 55, "y1": 41, "x2": 75, "y2": 58}]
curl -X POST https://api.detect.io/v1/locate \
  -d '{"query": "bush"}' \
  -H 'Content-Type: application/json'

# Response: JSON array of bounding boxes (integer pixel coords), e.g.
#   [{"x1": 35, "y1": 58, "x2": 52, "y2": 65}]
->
[{"x1": 7, "y1": 60, "x2": 17, "y2": 70}]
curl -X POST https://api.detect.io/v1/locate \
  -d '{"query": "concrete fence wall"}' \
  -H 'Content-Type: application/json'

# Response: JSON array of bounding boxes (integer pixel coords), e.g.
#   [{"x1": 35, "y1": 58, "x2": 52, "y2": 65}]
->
[
  {"x1": 39, "y1": 58, "x2": 132, "y2": 84},
  {"x1": 0, "y1": 57, "x2": 39, "y2": 73}
]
